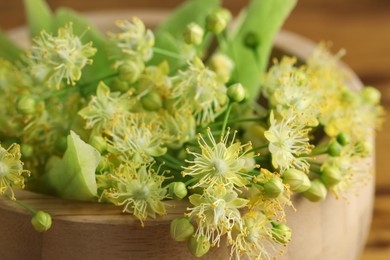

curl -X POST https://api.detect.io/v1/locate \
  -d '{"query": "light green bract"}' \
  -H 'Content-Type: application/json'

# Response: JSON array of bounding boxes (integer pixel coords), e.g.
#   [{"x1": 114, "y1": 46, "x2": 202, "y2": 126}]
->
[{"x1": 45, "y1": 131, "x2": 100, "y2": 201}]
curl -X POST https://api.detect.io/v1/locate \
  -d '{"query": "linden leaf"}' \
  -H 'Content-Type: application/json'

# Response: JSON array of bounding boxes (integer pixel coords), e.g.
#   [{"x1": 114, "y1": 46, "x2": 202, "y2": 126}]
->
[
  {"x1": 23, "y1": 0, "x2": 54, "y2": 37},
  {"x1": 0, "y1": 30, "x2": 21, "y2": 62},
  {"x1": 224, "y1": 0, "x2": 297, "y2": 100},
  {"x1": 45, "y1": 131, "x2": 100, "y2": 201}
]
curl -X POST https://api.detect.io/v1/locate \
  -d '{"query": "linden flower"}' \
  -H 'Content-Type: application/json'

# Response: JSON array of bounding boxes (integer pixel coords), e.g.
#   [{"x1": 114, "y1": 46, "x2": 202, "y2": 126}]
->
[
  {"x1": 160, "y1": 109, "x2": 196, "y2": 149},
  {"x1": 27, "y1": 23, "x2": 97, "y2": 89},
  {"x1": 78, "y1": 82, "x2": 134, "y2": 133},
  {"x1": 322, "y1": 146, "x2": 372, "y2": 199},
  {"x1": 183, "y1": 128, "x2": 252, "y2": 189},
  {"x1": 187, "y1": 185, "x2": 248, "y2": 247},
  {"x1": 106, "y1": 114, "x2": 167, "y2": 165},
  {"x1": 171, "y1": 57, "x2": 227, "y2": 125},
  {"x1": 108, "y1": 17, "x2": 155, "y2": 66},
  {"x1": 231, "y1": 211, "x2": 275, "y2": 260},
  {"x1": 99, "y1": 164, "x2": 167, "y2": 226},
  {"x1": 249, "y1": 169, "x2": 292, "y2": 221},
  {"x1": 264, "y1": 111, "x2": 312, "y2": 172},
  {"x1": 0, "y1": 144, "x2": 29, "y2": 199}
]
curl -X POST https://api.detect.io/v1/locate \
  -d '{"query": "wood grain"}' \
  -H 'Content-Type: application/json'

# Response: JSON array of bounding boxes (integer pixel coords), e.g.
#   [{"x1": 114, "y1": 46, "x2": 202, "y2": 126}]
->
[{"x1": 0, "y1": 0, "x2": 389, "y2": 259}]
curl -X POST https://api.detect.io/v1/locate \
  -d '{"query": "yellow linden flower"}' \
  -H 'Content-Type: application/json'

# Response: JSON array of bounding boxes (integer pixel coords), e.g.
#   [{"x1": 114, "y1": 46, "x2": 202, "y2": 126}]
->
[
  {"x1": 187, "y1": 185, "x2": 248, "y2": 247},
  {"x1": 264, "y1": 111, "x2": 312, "y2": 172},
  {"x1": 171, "y1": 57, "x2": 228, "y2": 125},
  {"x1": 230, "y1": 211, "x2": 276, "y2": 260},
  {"x1": 0, "y1": 144, "x2": 29, "y2": 199},
  {"x1": 27, "y1": 23, "x2": 97, "y2": 89},
  {"x1": 183, "y1": 128, "x2": 253, "y2": 190},
  {"x1": 98, "y1": 164, "x2": 167, "y2": 226}
]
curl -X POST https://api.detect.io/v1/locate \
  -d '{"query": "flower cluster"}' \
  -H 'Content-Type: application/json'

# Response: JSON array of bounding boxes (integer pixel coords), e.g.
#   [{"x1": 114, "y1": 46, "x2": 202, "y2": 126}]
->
[{"x1": 0, "y1": 1, "x2": 384, "y2": 259}]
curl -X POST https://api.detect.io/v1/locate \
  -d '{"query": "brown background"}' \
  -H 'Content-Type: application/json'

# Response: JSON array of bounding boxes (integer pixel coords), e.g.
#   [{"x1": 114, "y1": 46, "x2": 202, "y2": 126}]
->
[{"x1": 1, "y1": 0, "x2": 389, "y2": 259}]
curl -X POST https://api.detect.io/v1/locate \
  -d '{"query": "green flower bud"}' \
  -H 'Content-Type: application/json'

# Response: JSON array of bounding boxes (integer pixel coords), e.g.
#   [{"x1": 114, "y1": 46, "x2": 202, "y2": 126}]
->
[
  {"x1": 168, "y1": 182, "x2": 188, "y2": 200},
  {"x1": 141, "y1": 91, "x2": 163, "y2": 111},
  {"x1": 272, "y1": 223, "x2": 292, "y2": 245},
  {"x1": 320, "y1": 166, "x2": 342, "y2": 187},
  {"x1": 17, "y1": 95, "x2": 37, "y2": 115},
  {"x1": 31, "y1": 211, "x2": 52, "y2": 232},
  {"x1": 89, "y1": 135, "x2": 107, "y2": 154},
  {"x1": 244, "y1": 32, "x2": 259, "y2": 50},
  {"x1": 21, "y1": 143, "x2": 34, "y2": 158},
  {"x1": 112, "y1": 78, "x2": 129, "y2": 92},
  {"x1": 263, "y1": 177, "x2": 284, "y2": 198},
  {"x1": 55, "y1": 136, "x2": 67, "y2": 152},
  {"x1": 328, "y1": 140, "x2": 342, "y2": 157},
  {"x1": 282, "y1": 168, "x2": 311, "y2": 193},
  {"x1": 206, "y1": 9, "x2": 228, "y2": 34},
  {"x1": 118, "y1": 61, "x2": 143, "y2": 83},
  {"x1": 187, "y1": 235, "x2": 210, "y2": 257},
  {"x1": 336, "y1": 132, "x2": 351, "y2": 146},
  {"x1": 227, "y1": 83, "x2": 245, "y2": 102},
  {"x1": 183, "y1": 23, "x2": 204, "y2": 45},
  {"x1": 170, "y1": 218, "x2": 194, "y2": 242},
  {"x1": 362, "y1": 86, "x2": 381, "y2": 105},
  {"x1": 354, "y1": 141, "x2": 372, "y2": 157},
  {"x1": 303, "y1": 179, "x2": 327, "y2": 202}
]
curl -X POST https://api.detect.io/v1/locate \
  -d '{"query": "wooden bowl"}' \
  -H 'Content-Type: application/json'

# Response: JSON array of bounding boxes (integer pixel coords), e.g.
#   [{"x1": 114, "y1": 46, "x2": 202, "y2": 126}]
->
[{"x1": 0, "y1": 10, "x2": 374, "y2": 260}]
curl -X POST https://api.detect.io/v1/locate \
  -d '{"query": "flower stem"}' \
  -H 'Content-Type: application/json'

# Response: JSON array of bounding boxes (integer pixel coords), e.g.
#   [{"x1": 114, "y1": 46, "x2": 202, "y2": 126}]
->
[
  {"x1": 153, "y1": 47, "x2": 183, "y2": 60},
  {"x1": 221, "y1": 103, "x2": 233, "y2": 137},
  {"x1": 3, "y1": 194, "x2": 36, "y2": 215},
  {"x1": 201, "y1": 117, "x2": 261, "y2": 131},
  {"x1": 247, "y1": 144, "x2": 268, "y2": 154}
]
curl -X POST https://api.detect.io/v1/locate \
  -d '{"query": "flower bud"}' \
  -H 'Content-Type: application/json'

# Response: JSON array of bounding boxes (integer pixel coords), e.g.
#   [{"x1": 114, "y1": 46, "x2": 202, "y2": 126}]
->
[
  {"x1": 112, "y1": 78, "x2": 129, "y2": 92},
  {"x1": 320, "y1": 166, "x2": 342, "y2": 187},
  {"x1": 303, "y1": 179, "x2": 327, "y2": 202},
  {"x1": 206, "y1": 9, "x2": 229, "y2": 34},
  {"x1": 328, "y1": 140, "x2": 342, "y2": 157},
  {"x1": 141, "y1": 91, "x2": 163, "y2": 111},
  {"x1": 336, "y1": 132, "x2": 350, "y2": 146},
  {"x1": 31, "y1": 211, "x2": 52, "y2": 232},
  {"x1": 282, "y1": 168, "x2": 311, "y2": 193},
  {"x1": 263, "y1": 177, "x2": 284, "y2": 198},
  {"x1": 227, "y1": 83, "x2": 246, "y2": 103},
  {"x1": 21, "y1": 143, "x2": 34, "y2": 159},
  {"x1": 244, "y1": 32, "x2": 259, "y2": 50},
  {"x1": 170, "y1": 218, "x2": 194, "y2": 242},
  {"x1": 17, "y1": 95, "x2": 37, "y2": 115},
  {"x1": 89, "y1": 135, "x2": 107, "y2": 154},
  {"x1": 183, "y1": 23, "x2": 204, "y2": 45},
  {"x1": 55, "y1": 136, "x2": 67, "y2": 152},
  {"x1": 168, "y1": 182, "x2": 188, "y2": 200},
  {"x1": 187, "y1": 235, "x2": 210, "y2": 257},
  {"x1": 354, "y1": 141, "x2": 372, "y2": 157},
  {"x1": 118, "y1": 61, "x2": 143, "y2": 83},
  {"x1": 361, "y1": 86, "x2": 381, "y2": 105},
  {"x1": 272, "y1": 223, "x2": 292, "y2": 245}
]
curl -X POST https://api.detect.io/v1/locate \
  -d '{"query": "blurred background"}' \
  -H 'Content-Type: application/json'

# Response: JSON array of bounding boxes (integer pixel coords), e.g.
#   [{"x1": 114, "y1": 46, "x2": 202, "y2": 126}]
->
[{"x1": 0, "y1": 0, "x2": 389, "y2": 259}]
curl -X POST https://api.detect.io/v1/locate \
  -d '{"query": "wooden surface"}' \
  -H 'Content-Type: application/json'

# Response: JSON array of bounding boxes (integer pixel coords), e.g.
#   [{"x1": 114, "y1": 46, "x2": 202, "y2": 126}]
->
[{"x1": 1, "y1": 0, "x2": 389, "y2": 259}]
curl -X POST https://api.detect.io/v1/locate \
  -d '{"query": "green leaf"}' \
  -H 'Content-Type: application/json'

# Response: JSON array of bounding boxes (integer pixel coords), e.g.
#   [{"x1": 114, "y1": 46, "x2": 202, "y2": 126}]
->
[
  {"x1": 149, "y1": 0, "x2": 220, "y2": 69},
  {"x1": 225, "y1": 0, "x2": 297, "y2": 100},
  {"x1": 0, "y1": 30, "x2": 21, "y2": 61},
  {"x1": 54, "y1": 8, "x2": 114, "y2": 87},
  {"x1": 45, "y1": 131, "x2": 100, "y2": 201},
  {"x1": 23, "y1": 0, "x2": 54, "y2": 37}
]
